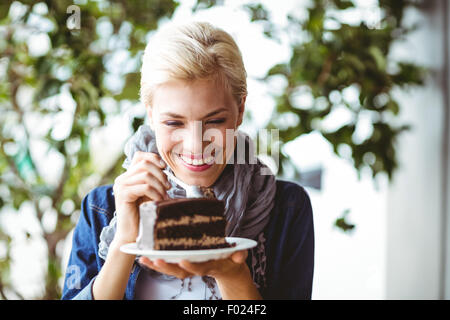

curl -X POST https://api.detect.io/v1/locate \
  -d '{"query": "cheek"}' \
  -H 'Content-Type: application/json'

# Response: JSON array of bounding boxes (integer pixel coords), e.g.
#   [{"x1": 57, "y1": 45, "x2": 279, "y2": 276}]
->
[
  {"x1": 154, "y1": 128, "x2": 180, "y2": 157},
  {"x1": 203, "y1": 127, "x2": 237, "y2": 167},
  {"x1": 203, "y1": 127, "x2": 230, "y2": 151},
  {"x1": 222, "y1": 121, "x2": 239, "y2": 151},
  {"x1": 213, "y1": 117, "x2": 239, "y2": 145}
]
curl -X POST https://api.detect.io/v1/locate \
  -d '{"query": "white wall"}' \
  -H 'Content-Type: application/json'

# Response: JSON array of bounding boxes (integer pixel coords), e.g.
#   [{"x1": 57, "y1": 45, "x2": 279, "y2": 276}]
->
[
  {"x1": 386, "y1": 1, "x2": 446, "y2": 299},
  {"x1": 442, "y1": 0, "x2": 450, "y2": 300}
]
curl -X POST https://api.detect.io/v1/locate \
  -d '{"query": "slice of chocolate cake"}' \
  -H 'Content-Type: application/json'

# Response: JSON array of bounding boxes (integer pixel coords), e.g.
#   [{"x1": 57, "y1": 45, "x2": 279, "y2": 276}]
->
[{"x1": 136, "y1": 198, "x2": 233, "y2": 250}]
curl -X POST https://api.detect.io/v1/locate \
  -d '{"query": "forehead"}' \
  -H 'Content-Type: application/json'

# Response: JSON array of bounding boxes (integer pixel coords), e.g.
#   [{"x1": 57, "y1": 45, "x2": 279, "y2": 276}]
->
[{"x1": 151, "y1": 78, "x2": 236, "y2": 117}]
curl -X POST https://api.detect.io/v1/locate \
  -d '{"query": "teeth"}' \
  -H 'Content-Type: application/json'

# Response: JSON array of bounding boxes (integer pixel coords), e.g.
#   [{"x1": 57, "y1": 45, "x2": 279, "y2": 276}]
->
[
  {"x1": 178, "y1": 154, "x2": 215, "y2": 166},
  {"x1": 180, "y1": 155, "x2": 193, "y2": 164}
]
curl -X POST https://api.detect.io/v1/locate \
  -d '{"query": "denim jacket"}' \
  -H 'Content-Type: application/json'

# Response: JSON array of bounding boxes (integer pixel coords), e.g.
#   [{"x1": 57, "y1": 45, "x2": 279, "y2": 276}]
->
[{"x1": 61, "y1": 180, "x2": 314, "y2": 300}]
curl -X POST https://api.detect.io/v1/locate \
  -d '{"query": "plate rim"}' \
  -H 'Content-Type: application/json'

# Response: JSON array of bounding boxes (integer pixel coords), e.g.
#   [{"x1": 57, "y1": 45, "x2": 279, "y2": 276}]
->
[{"x1": 120, "y1": 237, "x2": 257, "y2": 257}]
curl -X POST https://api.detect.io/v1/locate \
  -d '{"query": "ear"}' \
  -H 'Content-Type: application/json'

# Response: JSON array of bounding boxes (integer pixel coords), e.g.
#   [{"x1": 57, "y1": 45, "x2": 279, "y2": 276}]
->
[{"x1": 236, "y1": 95, "x2": 246, "y2": 127}]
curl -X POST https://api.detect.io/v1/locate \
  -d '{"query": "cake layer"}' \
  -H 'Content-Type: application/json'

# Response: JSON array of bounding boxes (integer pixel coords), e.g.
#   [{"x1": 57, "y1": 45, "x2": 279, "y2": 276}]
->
[
  {"x1": 153, "y1": 235, "x2": 231, "y2": 250},
  {"x1": 156, "y1": 215, "x2": 224, "y2": 228},
  {"x1": 155, "y1": 220, "x2": 227, "y2": 239},
  {"x1": 137, "y1": 198, "x2": 231, "y2": 251},
  {"x1": 156, "y1": 243, "x2": 231, "y2": 250},
  {"x1": 155, "y1": 198, "x2": 225, "y2": 220}
]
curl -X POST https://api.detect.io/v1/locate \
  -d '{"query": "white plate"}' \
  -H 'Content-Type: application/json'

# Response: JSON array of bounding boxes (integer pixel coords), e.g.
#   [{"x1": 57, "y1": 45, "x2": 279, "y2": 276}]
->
[{"x1": 120, "y1": 237, "x2": 257, "y2": 263}]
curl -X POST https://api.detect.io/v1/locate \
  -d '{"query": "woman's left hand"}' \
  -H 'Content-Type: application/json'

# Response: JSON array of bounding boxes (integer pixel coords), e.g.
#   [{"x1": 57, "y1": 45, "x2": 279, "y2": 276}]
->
[
  {"x1": 138, "y1": 250, "x2": 262, "y2": 299},
  {"x1": 138, "y1": 250, "x2": 248, "y2": 281}
]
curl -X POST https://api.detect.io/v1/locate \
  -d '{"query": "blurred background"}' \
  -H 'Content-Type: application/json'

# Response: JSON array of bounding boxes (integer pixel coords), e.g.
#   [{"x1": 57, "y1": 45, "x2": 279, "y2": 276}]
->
[{"x1": 0, "y1": 0, "x2": 448, "y2": 300}]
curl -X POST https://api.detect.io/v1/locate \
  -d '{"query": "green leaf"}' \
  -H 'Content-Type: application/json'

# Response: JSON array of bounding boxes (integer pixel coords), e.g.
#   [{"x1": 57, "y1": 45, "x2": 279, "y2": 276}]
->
[
  {"x1": 387, "y1": 99, "x2": 400, "y2": 115},
  {"x1": 244, "y1": 3, "x2": 269, "y2": 22},
  {"x1": 333, "y1": 0, "x2": 355, "y2": 10},
  {"x1": 192, "y1": 0, "x2": 222, "y2": 12},
  {"x1": 132, "y1": 116, "x2": 145, "y2": 133},
  {"x1": 266, "y1": 63, "x2": 289, "y2": 78},
  {"x1": 35, "y1": 78, "x2": 64, "y2": 101},
  {"x1": 114, "y1": 72, "x2": 140, "y2": 101},
  {"x1": 335, "y1": 209, "x2": 355, "y2": 233},
  {"x1": 369, "y1": 46, "x2": 387, "y2": 71}
]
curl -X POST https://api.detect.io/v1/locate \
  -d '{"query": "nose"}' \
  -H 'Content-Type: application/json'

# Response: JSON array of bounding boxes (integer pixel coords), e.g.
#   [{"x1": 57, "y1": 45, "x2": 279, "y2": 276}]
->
[{"x1": 183, "y1": 120, "x2": 204, "y2": 156}]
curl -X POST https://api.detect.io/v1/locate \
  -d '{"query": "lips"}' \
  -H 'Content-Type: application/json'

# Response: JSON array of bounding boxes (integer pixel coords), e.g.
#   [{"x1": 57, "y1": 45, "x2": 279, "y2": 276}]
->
[{"x1": 174, "y1": 152, "x2": 216, "y2": 172}]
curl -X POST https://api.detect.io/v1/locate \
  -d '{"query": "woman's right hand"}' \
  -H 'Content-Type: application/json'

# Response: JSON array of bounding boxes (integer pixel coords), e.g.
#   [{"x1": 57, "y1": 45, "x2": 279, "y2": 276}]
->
[{"x1": 112, "y1": 151, "x2": 171, "y2": 244}]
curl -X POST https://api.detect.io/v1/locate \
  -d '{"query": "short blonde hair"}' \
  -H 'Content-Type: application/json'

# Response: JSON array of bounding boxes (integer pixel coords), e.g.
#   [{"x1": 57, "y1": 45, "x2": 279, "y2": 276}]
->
[{"x1": 140, "y1": 21, "x2": 247, "y2": 107}]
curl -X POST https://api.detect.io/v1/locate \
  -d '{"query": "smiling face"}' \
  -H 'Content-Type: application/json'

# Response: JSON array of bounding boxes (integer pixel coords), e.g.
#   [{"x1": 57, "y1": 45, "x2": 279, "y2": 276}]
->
[{"x1": 147, "y1": 77, "x2": 245, "y2": 187}]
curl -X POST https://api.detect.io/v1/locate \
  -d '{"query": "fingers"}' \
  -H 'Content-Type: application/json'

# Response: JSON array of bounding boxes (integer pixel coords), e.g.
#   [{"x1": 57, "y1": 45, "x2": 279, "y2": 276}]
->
[
  {"x1": 129, "y1": 184, "x2": 166, "y2": 202},
  {"x1": 138, "y1": 251, "x2": 250, "y2": 280},
  {"x1": 131, "y1": 151, "x2": 166, "y2": 169},
  {"x1": 116, "y1": 151, "x2": 171, "y2": 202},
  {"x1": 230, "y1": 250, "x2": 248, "y2": 264},
  {"x1": 124, "y1": 171, "x2": 169, "y2": 197},
  {"x1": 114, "y1": 183, "x2": 163, "y2": 203},
  {"x1": 179, "y1": 250, "x2": 249, "y2": 277},
  {"x1": 178, "y1": 260, "x2": 216, "y2": 277},
  {"x1": 139, "y1": 257, "x2": 194, "y2": 280},
  {"x1": 126, "y1": 158, "x2": 169, "y2": 187}
]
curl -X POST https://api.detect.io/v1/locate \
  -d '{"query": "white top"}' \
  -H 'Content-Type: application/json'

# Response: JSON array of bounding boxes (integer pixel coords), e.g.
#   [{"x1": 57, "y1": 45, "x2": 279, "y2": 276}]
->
[{"x1": 134, "y1": 268, "x2": 222, "y2": 300}]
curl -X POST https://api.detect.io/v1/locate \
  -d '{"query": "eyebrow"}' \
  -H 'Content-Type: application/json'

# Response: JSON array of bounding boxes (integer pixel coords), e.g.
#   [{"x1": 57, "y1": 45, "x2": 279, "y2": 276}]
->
[{"x1": 160, "y1": 107, "x2": 229, "y2": 119}]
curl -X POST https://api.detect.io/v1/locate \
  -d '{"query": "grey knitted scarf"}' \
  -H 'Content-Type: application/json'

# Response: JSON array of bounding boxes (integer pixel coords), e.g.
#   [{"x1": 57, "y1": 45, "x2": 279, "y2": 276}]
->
[{"x1": 99, "y1": 124, "x2": 276, "y2": 295}]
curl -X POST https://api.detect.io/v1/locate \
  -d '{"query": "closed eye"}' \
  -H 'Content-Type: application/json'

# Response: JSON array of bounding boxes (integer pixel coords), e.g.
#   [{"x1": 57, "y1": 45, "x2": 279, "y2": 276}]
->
[
  {"x1": 206, "y1": 118, "x2": 225, "y2": 125},
  {"x1": 164, "y1": 120, "x2": 183, "y2": 127},
  {"x1": 163, "y1": 118, "x2": 225, "y2": 127}
]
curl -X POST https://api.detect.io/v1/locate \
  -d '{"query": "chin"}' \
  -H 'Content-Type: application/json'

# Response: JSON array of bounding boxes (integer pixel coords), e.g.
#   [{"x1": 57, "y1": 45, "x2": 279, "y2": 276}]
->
[{"x1": 173, "y1": 169, "x2": 220, "y2": 187}]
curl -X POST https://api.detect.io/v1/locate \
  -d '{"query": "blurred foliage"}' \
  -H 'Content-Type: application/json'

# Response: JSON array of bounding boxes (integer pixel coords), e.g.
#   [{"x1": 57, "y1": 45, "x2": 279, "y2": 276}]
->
[
  {"x1": 253, "y1": 0, "x2": 425, "y2": 234},
  {"x1": 335, "y1": 208, "x2": 356, "y2": 233},
  {"x1": 260, "y1": 0, "x2": 426, "y2": 180},
  {"x1": 0, "y1": 0, "x2": 177, "y2": 299},
  {"x1": 0, "y1": 0, "x2": 427, "y2": 299}
]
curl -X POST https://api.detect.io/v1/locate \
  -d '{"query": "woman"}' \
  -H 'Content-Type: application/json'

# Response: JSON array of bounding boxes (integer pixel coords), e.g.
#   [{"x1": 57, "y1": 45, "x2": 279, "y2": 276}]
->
[{"x1": 61, "y1": 21, "x2": 314, "y2": 300}]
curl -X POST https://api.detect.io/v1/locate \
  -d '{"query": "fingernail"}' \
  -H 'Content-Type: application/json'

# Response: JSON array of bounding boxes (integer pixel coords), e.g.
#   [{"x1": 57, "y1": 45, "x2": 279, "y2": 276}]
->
[
  {"x1": 179, "y1": 260, "x2": 188, "y2": 267},
  {"x1": 160, "y1": 160, "x2": 166, "y2": 168}
]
